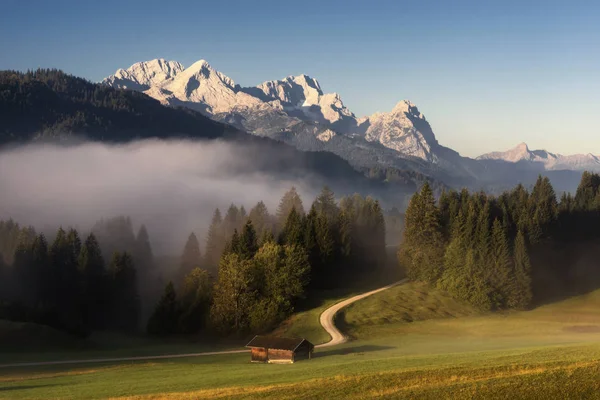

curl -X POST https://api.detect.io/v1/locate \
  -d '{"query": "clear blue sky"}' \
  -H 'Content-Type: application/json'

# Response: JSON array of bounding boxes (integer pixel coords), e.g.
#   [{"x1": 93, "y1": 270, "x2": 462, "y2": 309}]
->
[{"x1": 2, "y1": 0, "x2": 599, "y2": 157}]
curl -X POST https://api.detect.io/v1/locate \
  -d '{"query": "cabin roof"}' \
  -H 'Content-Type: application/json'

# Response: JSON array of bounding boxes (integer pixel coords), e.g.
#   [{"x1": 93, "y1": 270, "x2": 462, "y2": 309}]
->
[{"x1": 245, "y1": 335, "x2": 313, "y2": 351}]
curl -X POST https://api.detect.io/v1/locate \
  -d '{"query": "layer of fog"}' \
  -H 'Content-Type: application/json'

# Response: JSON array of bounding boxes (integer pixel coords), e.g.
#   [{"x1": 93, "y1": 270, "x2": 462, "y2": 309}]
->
[{"x1": 0, "y1": 139, "x2": 318, "y2": 255}]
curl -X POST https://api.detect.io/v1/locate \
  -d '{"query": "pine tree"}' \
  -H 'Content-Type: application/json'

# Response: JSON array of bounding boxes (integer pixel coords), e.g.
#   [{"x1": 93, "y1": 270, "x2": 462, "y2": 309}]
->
[
  {"x1": 204, "y1": 208, "x2": 224, "y2": 271},
  {"x1": 313, "y1": 186, "x2": 339, "y2": 222},
  {"x1": 475, "y1": 200, "x2": 492, "y2": 265},
  {"x1": 30, "y1": 234, "x2": 48, "y2": 306},
  {"x1": 490, "y1": 219, "x2": 512, "y2": 309},
  {"x1": 107, "y1": 252, "x2": 140, "y2": 332},
  {"x1": 280, "y1": 207, "x2": 304, "y2": 246},
  {"x1": 276, "y1": 187, "x2": 305, "y2": 230},
  {"x1": 78, "y1": 233, "x2": 105, "y2": 329},
  {"x1": 223, "y1": 204, "x2": 242, "y2": 239},
  {"x1": 147, "y1": 281, "x2": 179, "y2": 336},
  {"x1": 178, "y1": 268, "x2": 212, "y2": 333},
  {"x1": 248, "y1": 201, "x2": 272, "y2": 238},
  {"x1": 13, "y1": 229, "x2": 35, "y2": 304},
  {"x1": 210, "y1": 253, "x2": 256, "y2": 334},
  {"x1": 438, "y1": 211, "x2": 470, "y2": 301},
  {"x1": 314, "y1": 211, "x2": 335, "y2": 288},
  {"x1": 509, "y1": 230, "x2": 533, "y2": 310},
  {"x1": 338, "y1": 210, "x2": 353, "y2": 259},
  {"x1": 134, "y1": 225, "x2": 154, "y2": 273},
  {"x1": 399, "y1": 183, "x2": 445, "y2": 283},
  {"x1": 179, "y1": 233, "x2": 202, "y2": 284},
  {"x1": 238, "y1": 220, "x2": 258, "y2": 260}
]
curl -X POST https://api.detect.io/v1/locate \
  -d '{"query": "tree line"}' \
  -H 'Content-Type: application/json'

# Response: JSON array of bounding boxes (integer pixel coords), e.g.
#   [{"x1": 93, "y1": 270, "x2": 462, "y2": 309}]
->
[
  {"x1": 400, "y1": 172, "x2": 600, "y2": 310},
  {"x1": 0, "y1": 186, "x2": 389, "y2": 337},
  {"x1": 147, "y1": 186, "x2": 388, "y2": 336}
]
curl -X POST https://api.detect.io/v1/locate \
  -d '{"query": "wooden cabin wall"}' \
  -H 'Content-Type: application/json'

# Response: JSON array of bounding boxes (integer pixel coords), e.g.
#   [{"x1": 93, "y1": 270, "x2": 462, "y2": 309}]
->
[
  {"x1": 251, "y1": 347, "x2": 268, "y2": 362},
  {"x1": 267, "y1": 349, "x2": 293, "y2": 363}
]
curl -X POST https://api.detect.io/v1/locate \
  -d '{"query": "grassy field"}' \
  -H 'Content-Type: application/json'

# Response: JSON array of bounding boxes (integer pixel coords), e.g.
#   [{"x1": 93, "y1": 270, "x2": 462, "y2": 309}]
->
[
  {"x1": 3, "y1": 282, "x2": 600, "y2": 399},
  {"x1": 340, "y1": 282, "x2": 479, "y2": 339}
]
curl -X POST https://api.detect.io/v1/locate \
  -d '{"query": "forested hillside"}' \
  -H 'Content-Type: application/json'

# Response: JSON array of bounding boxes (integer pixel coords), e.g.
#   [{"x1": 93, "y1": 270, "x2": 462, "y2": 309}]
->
[
  {"x1": 0, "y1": 186, "x2": 388, "y2": 338},
  {"x1": 400, "y1": 171, "x2": 600, "y2": 310}
]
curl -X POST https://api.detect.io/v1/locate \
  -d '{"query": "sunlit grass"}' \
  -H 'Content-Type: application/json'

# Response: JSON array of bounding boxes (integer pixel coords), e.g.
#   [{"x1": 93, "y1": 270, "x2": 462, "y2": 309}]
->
[{"x1": 4, "y1": 283, "x2": 600, "y2": 399}]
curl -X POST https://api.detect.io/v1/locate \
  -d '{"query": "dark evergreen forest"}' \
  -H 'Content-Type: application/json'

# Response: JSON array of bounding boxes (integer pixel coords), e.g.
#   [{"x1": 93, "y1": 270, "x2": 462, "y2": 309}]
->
[
  {"x1": 0, "y1": 187, "x2": 388, "y2": 337},
  {"x1": 400, "y1": 172, "x2": 600, "y2": 310}
]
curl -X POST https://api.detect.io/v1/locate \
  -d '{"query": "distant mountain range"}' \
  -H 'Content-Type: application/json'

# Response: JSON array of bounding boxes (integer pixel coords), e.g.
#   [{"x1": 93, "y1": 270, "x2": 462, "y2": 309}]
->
[
  {"x1": 1, "y1": 69, "x2": 437, "y2": 207},
  {"x1": 478, "y1": 142, "x2": 600, "y2": 171},
  {"x1": 102, "y1": 59, "x2": 596, "y2": 193}
]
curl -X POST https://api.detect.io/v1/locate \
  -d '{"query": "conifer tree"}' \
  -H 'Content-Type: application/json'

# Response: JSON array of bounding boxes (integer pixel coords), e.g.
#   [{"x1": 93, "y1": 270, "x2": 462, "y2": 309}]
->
[
  {"x1": 107, "y1": 252, "x2": 140, "y2": 332},
  {"x1": 399, "y1": 183, "x2": 444, "y2": 283},
  {"x1": 509, "y1": 230, "x2": 533, "y2": 310},
  {"x1": 179, "y1": 233, "x2": 202, "y2": 284},
  {"x1": 13, "y1": 229, "x2": 35, "y2": 304},
  {"x1": 313, "y1": 186, "x2": 339, "y2": 222},
  {"x1": 223, "y1": 204, "x2": 242, "y2": 239},
  {"x1": 178, "y1": 268, "x2": 212, "y2": 333},
  {"x1": 134, "y1": 225, "x2": 154, "y2": 272},
  {"x1": 338, "y1": 210, "x2": 353, "y2": 259},
  {"x1": 238, "y1": 220, "x2": 258, "y2": 260},
  {"x1": 490, "y1": 219, "x2": 512, "y2": 308},
  {"x1": 280, "y1": 207, "x2": 304, "y2": 246},
  {"x1": 475, "y1": 200, "x2": 492, "y2": 265},
  {"x1": 210, "y1": 253, "x2": 255, "y2": 333},
  {"x1": 204, "y1": 208, "x2": 224, "y2": 270},
  {"x1": 248, "y1": 201, "x2": 272, "y2": 238},
  {"x1": 276, "y1": 187, "x2": 305, "y2": 230},
  {"x1": 147, "y1": 281, "x2": 179, "y2": 336},
  {"x1": 314, "y1": 212, "x2": 335, "y2": 287},
  {"x1": 78, "y1": 233, "x2": 105, "y2": 328},
  {"x1": 31, "y1": 234, "x2": 48, "y2": 306}
]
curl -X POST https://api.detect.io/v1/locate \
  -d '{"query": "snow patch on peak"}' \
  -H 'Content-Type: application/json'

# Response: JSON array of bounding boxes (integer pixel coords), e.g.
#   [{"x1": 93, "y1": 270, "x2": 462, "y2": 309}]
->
[
  {"x1": 102, "y1": 59, "x2": 184, "y2": 91},
  {"x1": 362, "y1": 100, "x2": 438, "y2": 162}
]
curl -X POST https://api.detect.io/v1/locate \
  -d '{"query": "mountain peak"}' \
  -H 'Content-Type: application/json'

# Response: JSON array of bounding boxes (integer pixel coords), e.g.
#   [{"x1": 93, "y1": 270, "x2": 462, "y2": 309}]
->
[
  {"x1": 514, "y1": 142, "x2": 529, "y2": 151},
  {"x1": 102, "y1": 58, "x2": 184, "y2": 90}
]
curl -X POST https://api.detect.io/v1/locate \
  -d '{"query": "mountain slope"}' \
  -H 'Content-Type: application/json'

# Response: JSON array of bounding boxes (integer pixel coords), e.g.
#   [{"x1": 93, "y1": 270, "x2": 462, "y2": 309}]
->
[
  {"x1": 102, "y1": 59, "x2": 184, "y2": 91},
  {"x1": 0, "y1": 68, "x2": 436, "y2": 204},
  {"x1": 102, "y1": 59, "x2": 475, "y2": 183}
]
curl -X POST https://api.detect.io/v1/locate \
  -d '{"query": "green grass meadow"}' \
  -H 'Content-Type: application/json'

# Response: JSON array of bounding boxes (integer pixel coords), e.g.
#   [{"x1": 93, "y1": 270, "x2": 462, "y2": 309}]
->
[{"x1": 3, "y1": 281, "x2": 600, "y2": 399}]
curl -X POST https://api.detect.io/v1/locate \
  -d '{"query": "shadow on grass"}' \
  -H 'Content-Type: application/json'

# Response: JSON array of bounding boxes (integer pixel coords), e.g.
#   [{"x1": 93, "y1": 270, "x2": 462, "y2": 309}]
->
[
  {"x1": 314, "y1": 345, "x2": 395, "y2": 358},
  {"x1": 0, "y1": 384, "x2": 59, "y2": 391}
]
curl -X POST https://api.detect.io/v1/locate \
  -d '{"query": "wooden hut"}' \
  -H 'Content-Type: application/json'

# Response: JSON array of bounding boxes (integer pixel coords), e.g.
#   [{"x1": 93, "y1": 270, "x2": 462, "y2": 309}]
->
[{"x1": 245, "y1": 335, "x2": 314, "y2": 363}]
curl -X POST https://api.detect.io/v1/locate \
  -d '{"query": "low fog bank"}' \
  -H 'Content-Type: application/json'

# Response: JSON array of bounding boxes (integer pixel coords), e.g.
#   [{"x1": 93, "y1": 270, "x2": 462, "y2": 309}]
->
[{"x1": 0, "y1": 139, "x2": 319, "y2": 255}]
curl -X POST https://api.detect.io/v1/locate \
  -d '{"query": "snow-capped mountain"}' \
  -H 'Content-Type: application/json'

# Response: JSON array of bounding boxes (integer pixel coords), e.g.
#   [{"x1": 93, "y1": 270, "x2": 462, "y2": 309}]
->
[
  {"x1": 102, "y1": 59, "x2": 184, "y2": 91},
  {"x1": 360, "y1": 100, "x2": 439, "y2": 162},
  {"x1": 478, "y1": 143, "x2": 600, "y2": 172},
  {"x1": 101, "y1": 58, "x2": 593, "y2": 194},
  {"x1": 101, "y1": 59, "x2": 452, "y2": 171}
]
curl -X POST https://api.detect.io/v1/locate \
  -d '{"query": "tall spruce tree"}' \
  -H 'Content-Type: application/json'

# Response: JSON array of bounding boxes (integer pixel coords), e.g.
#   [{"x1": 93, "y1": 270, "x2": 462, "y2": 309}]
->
[
  {"x1": 238, "y1": 220, "x2": 259, "y2": 260},
  {"x1": 276, "y1": 187, "x2": 305, "y2": 230},
  {"x1": 280, "y1": 207, "x2": 304, "y2": 246},
  {"x1": 509, "y1": 230, "x2": 533, "y2": 310},
  {"x1": 204, "y1": 208, "x2": 224, "y2": 271},
  {"x1": 313, "y1": 186, "x2": 339, "y2": 222},
  {"x1": 248, "y1": 201, "x2": 272, "y2": 238},
  {"x1": 490, "y1": 219, "x2": 512, "y2": 308},
  {"x1": 107, "y1": 252, "x2": 140, "y2": 332},
  {"x1": 179, "y1": 233, "x2": 202, "y2": 284},
  {"x1": 134, "y1": 225, "x2": 154, "y2": 273},
  {"x1": 147, "y1": 281, "x2": 179, "y2": 336},
  {"x1": 399, "y1": 183, "x2": 444, "y2": 283},
  {"x1": 78, "y1": 233, "x2": 105, "y2": 329},
  {"x1": 178, "y1": 268, "x2": 212, "y2": 333}
]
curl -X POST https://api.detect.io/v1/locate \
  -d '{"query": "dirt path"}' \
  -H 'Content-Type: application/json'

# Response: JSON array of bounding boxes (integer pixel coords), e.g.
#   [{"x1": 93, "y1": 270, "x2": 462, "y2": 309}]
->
[
  {"x1": 315, "y1": 279, "x2": 407, "y2": 348},
  {"x1": 0, "y1": 279, "x2": 406, "y2": 368}
]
